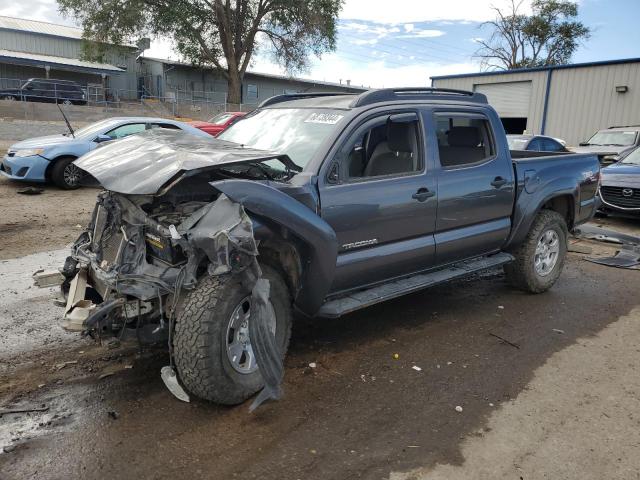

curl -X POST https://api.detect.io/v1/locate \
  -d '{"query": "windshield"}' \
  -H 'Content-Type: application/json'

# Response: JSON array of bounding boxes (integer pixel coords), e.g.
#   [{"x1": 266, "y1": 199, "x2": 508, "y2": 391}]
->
[
  {"x1": 208, "y1": 113, "x2": 235, "y2": 125},
  {"x1": 507, "y1": 136, "x2": 530, "y2": 150},
  {"x1": 72, "y1": 119, "x2": 124, "y2": 139},
  {"x1": 586, "y1": 131, "x2": 637, "y2": 146},
  {"x1": 621, "y1": 148, "x2": 640, "y2": 165},
  {"x1": 218, "y1": 108, "x2": 346, "y2": 168}
]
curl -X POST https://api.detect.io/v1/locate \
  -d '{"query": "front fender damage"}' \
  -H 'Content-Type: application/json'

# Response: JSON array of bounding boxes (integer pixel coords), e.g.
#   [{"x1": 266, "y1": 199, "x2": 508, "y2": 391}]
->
[{"x1": 63, "y1": 191, "x2": 286, "y2": 410}]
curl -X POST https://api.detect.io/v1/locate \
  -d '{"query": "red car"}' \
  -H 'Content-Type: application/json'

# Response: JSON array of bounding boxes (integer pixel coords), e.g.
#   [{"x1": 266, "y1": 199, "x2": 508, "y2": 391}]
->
[{"x1": 189, "y1": 112, "x2": 246, "y2": 137}]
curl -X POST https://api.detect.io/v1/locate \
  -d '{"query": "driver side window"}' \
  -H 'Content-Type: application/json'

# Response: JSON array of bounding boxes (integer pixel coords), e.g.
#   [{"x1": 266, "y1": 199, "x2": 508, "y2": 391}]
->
[{"x1": 340, "y1": 113, "x2": 421, "y2": 181}]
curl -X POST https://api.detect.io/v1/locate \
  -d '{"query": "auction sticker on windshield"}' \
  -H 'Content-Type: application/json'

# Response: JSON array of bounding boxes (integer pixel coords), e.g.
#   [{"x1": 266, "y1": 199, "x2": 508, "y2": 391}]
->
[{"x1": 304, "y1": 112, "x2": 344, "y2": 125}]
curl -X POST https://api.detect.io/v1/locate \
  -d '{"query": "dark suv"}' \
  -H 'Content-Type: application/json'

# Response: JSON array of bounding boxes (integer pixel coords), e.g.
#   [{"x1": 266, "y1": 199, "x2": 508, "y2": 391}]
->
[
  {"x1": 0, "y1": 78, "x2": 87, "y2": 105},
  {"x1": 59, "y1": 88, "x2": 600, "y2": 407}
]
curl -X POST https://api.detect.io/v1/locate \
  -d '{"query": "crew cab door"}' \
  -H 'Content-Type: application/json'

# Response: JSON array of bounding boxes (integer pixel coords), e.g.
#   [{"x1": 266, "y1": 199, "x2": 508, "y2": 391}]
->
[
  {"x1": 318, "y1": 110, "x2": 437, "y2": 294},
  {"x1": 431, "y1": 110, "x2": 515, "y2": 264}
]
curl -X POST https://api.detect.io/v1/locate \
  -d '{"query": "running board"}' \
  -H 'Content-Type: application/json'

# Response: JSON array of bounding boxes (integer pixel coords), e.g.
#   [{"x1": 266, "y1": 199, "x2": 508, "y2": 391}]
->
[{"x1": 317, "y1": 252, "x2": 514, "y2": 318}]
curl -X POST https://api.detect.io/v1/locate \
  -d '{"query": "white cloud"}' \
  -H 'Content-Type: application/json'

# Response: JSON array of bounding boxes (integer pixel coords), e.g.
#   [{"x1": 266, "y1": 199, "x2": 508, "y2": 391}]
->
[
  {"x1": 351, "y1": 38, "x2": 379, "y2": 46},
  {"x1": 340, "y1": 0, "x2": 533, "y2": 23},
  {"x1": 398, "y1": 29, "x2": 446, "y2": 39},
  {"x1": 253, "y1": 52, "x2": 480, "y2": 89},
  {"x1": 403, "y1": 23, "x2": 414, "y2": 33}
]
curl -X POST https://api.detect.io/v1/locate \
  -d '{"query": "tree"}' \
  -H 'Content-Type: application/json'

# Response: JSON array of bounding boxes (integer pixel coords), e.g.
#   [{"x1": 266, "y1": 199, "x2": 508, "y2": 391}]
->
[
  {"x1": 58, "y1": 0, "x2": 343, "y2": 104},
  {"x1": 474, "y1": 0, "x2": 590, "y2": 70}
]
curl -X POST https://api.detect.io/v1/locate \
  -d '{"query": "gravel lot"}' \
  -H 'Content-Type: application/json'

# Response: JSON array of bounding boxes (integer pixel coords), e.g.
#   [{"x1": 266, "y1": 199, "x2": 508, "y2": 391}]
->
[{"x1": 1, "y1": 119, "x2": 639, "y2": 480}]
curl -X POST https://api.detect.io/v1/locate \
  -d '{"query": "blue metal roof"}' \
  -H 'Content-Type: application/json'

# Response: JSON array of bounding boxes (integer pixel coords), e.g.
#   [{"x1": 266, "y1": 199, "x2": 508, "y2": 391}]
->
[{"x1": 430, "y1": 57, "x2": 640, "y2": 80}]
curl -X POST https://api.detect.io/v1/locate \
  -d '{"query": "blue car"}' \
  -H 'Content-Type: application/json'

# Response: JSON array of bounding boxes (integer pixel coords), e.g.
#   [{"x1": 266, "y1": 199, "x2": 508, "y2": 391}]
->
[{"x1": 0, "y1": 117, "x2": 210, "y2": 189}]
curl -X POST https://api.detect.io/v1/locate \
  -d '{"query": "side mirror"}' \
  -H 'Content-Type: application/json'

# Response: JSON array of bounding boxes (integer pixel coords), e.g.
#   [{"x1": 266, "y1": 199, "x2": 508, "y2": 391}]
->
[
  {"x1": 24, "y1": 85, "x2": 34, "y2": 91},
  {"x1": 94, "y1": 134, "x2": 112, "y2": 143}
]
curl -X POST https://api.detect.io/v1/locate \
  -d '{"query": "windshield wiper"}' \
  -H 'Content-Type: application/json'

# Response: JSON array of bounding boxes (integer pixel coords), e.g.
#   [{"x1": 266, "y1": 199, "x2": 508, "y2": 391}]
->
[{"x1": 602, "y1": 143, "x2": 626, "y2": 146}]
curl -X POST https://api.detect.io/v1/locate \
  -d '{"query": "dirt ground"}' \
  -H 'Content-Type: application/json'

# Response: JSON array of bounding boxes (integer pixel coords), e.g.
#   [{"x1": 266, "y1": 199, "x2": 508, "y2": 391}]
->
[
  {"x1": 0, "y1": 213, "x2": 639, "y2": 479},
  {"x1": 0, "y1": 177, "x2": 98, "y2": 260}
]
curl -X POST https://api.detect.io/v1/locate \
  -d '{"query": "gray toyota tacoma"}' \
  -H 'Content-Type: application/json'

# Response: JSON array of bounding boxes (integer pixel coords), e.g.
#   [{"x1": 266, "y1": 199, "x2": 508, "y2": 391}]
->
[{"x1": 60, "y1": 88, "x2": 600, "y2": 407}]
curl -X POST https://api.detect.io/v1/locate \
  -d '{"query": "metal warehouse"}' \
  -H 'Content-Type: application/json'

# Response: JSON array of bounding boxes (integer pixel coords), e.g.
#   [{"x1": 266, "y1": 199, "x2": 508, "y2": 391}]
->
[
  {"x1": 431, "y1": 58, "x2": 640, "y2": 146},
  {"x1": 0, "y1": 15, "x2": 364, "y2": 105}
]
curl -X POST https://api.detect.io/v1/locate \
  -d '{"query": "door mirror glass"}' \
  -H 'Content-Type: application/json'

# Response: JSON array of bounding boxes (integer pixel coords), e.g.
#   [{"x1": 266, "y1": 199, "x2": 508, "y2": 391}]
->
[{"x1": 94, "y1": 134, "x2": 112, "y2": 143}]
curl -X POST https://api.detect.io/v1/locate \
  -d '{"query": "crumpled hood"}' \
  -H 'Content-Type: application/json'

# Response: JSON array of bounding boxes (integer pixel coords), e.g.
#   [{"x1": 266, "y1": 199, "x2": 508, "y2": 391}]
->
[
  {"x1": 600, "y1": 162, "x2": 640, "y2": 188},
  {"x1": 74, "y1": 128, "x2": 290, "y2": 195},
  {"x1": 11, "y1": 134, "x2": 75, "y2": 150}
]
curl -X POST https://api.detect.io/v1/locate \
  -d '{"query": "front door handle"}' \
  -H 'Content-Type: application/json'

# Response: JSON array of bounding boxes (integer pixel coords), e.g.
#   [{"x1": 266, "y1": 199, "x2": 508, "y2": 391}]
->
[
  {"x1": 412, "y1": 187, "x2": 435, "y2": 202},
  {"x1": 491, "y1": 176, "x2": 507, "y2": 188}
]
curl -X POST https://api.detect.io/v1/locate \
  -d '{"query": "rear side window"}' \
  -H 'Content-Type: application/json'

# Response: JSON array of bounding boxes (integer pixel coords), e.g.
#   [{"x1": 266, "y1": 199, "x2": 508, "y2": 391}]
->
[
  {"x1": 527, "y1": 138, "x2": 542, "y2": 151},
  {"x1": 541, "y1": 138, "x2": 563, "y2": 152},
  {"x1": 150, "y1": 123, "x2": 181, "y2": 130},
  {"x1": 434, "y1": 114, "x2": 495, "y2": 168}
]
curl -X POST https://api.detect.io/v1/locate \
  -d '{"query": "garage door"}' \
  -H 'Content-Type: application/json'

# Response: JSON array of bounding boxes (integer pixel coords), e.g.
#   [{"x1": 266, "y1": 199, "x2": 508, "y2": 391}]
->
[{"x1": 474, "y1": 81, "x2": 532, "y2": 118}]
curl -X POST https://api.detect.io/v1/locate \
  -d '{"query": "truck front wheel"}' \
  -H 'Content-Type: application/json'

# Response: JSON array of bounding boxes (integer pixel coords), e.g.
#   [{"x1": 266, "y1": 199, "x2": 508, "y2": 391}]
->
[
  {"x1": 173, "y1": 265, "x2": 292, "y2": 405},
  {"x1": 504, "y1": 210, "x2": 568, "y2": 293}
]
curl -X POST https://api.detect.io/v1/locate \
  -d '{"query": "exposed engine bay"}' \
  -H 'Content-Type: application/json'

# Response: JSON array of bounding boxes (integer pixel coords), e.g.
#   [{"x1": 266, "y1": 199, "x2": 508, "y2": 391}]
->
[{"x1": 62, "y1": 188, "x2": 257, "y2": 341}]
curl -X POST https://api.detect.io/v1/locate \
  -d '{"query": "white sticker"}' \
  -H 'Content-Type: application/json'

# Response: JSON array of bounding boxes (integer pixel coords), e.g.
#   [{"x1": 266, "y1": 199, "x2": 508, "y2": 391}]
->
[{"x1": 304, "y1": 112, "x2": 344, "y2": 125}]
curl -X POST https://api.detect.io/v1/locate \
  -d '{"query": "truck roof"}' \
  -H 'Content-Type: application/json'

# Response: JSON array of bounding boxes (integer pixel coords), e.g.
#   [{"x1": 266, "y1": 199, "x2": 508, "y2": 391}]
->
[{"x1": 260, "y1": 88, "x2": 488, "y2": 110}]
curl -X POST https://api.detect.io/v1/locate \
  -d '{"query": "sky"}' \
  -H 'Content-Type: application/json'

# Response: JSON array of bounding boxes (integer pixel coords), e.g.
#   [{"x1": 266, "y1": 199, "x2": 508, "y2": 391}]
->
[{"x1": 0, "y1": 0, "x2": 638, "y2": 88}]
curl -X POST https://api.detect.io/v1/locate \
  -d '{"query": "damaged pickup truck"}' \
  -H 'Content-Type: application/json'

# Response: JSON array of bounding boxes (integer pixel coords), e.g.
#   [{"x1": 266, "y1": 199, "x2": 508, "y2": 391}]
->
[{"x1": 61, "y1": 88, "x2": 600, "y2": 406}]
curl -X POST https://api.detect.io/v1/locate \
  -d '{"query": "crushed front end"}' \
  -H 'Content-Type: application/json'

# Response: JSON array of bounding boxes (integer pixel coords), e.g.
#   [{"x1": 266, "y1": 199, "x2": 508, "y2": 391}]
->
[{"x1": 61, "y1": 189, "x2": 258, "y2": 342}]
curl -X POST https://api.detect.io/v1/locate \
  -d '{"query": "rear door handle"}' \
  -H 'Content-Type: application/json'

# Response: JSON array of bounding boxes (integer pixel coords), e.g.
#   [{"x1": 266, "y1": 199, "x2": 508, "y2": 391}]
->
[
  {"x1": 412, "y1": 187, "x2": 435, "y2": 202},
  {"x1": 491, "y1": 176, "x2": 507, "y2": 188}
]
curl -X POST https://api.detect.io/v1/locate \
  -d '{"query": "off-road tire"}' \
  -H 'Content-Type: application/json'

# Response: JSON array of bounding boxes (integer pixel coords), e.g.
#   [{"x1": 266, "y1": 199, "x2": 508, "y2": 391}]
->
[
  {"x1": 50, "y1": 156, "x2": 81, "y2": 189},
  {"x1": 504, "y1": 209, "x2": 568, "y2": 293},
  {"x1": 173, "y1": 265, "x2": 292, "y2": 405}
]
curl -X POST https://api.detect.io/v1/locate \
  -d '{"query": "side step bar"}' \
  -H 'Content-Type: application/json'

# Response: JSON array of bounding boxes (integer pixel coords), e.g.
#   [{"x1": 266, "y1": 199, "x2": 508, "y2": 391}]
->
[{"x1": 317, "y1": 252, "x2": 514, "y2": 318}]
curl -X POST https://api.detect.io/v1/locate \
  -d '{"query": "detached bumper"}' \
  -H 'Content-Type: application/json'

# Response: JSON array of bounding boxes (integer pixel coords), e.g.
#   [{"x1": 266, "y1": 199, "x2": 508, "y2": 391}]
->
[{"x1": 0, "y1": 154, "x2": 50, "y2": 182}]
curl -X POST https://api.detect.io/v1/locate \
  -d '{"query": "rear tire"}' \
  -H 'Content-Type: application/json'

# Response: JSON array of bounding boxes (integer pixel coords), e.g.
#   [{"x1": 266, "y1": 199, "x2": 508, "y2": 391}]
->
[
  {"x1": 50, "y1": 157, "x2": 81, "y2": 189},
  {"x1": 504, "y1": 210, "x2": 568, "y2": 293},
  {"x1": 173, "y1": 265, "x2": 292, "y2": 405}
]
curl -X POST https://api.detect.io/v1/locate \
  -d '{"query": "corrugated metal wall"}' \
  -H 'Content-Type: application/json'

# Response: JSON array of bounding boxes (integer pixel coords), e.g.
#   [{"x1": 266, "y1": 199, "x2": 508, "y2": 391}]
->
[
  {"x1": 432, "y1": 62, "x2": 640, "y2": 146},
  {"x1": 432, "y1": 70, "x2": 548, "y2": 136},
  {"x1": 545, "y1": 63, "x2": 640, "y2": 145}
]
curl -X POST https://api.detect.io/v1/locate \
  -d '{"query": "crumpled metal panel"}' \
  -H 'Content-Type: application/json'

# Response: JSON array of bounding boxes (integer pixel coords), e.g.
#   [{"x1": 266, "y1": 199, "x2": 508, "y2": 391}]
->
[{"x1": 74, "y1": 129, "x2": 286, "y2": 195}]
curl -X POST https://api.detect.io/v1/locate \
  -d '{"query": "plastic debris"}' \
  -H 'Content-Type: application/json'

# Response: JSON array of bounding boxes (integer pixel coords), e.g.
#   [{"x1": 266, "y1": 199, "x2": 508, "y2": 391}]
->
[
  {"x1": 552, "y1": 328, "x2": 565, "y2": 334},
  {"x1": 498, "y1": 305, "x2": 505, "y2": 309},
  {"x1": 455, "y1": 406, "x2": 463, "y2": 413},
  {"x1": 308, "y1": 362, "x2": 317, "y2": 368},
  {"x1": 412, "y1": 366, "x2": 422, "y2": 372},
  {"x1": 393, "y1": 353, "x2": 399, "y2": 360}
]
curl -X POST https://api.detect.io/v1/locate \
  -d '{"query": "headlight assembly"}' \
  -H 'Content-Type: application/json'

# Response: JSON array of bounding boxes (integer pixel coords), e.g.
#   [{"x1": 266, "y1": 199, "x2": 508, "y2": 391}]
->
[{"x1": 14, "y1": 148, "x2": 45, "y2": 157}]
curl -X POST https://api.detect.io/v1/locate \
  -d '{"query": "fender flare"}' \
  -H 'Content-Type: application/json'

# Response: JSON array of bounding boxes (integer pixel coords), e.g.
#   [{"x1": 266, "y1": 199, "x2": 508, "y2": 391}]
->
[
  {"x1": 210, "y1": 179, "x2": 337, "y2": 317},
  {"x1": 507, "y1": 177, "x2": 578, "y2": 247}
]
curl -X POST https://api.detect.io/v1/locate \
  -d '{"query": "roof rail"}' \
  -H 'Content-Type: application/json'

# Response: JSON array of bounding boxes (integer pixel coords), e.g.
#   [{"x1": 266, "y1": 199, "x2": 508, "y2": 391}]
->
[
  {"x1": 350, "y1": 87, "x2": 487, "y2": 108},
  {"x1": 258, "y1": 92, "x2": 357, "y2": 108}
]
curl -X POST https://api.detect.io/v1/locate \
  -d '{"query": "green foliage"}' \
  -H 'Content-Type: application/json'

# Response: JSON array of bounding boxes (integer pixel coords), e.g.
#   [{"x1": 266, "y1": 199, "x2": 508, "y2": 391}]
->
[
  {"x1": 475, "y1": 0, "x2": 591, "y2": 70},
  {"x1": 58, "y1": 0, "x2": 343, "y2": 102}
]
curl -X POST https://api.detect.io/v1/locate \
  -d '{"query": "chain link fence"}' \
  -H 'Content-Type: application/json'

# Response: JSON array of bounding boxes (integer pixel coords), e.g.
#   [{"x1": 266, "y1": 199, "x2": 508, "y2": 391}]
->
[{"x1": 0, "y1": 77, "x2": 254, "y2": 122}]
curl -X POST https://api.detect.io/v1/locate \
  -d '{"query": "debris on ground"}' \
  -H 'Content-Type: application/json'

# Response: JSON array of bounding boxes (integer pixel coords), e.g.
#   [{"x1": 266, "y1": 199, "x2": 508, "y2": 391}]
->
[
  {"x1": 107, "y1": 410, "x2": 119, "y2": 420},
  {"x1": 32, "y1": 269, "x2": 65, "y2": 288},
  {"x1": 308, "y1": 362, "x2": 317, "y2": 369},
  {"x1": 0, "y1": 405, "x2": 49, "y2": 416},
  {"x1": 412, "y1": 366, "x2": 422, "y2": 372},
  {"x1": 489, "y1": 333, "x2": 520, "y2": 349},
  {"x1": 55, "y1": 360, "x2": 78, "y2": 370},
  {"x1": 455, "y1": 406, "x2": 463, "y2": 413},
  {"x1": 552, "y1": 329, "x2": 566, "y2": 334},
  {"x1": 98, "y1": 373, "x2": 114, "y2": 380},
  {"x1": 574, "y1": 225, "x2": 640, "y2": 246},
  {"x1": 17, "y1": 187, "x2": 44, "y2": 195},
  {"x1": 586, "y1": 248, "x2": 640, "y2": 269},
  {"x1": 3, "y1": 445, "x2": 17, "y2": 453},
  {"x1": 393, "y1": 353, "x2": 399, "y2": 360}
]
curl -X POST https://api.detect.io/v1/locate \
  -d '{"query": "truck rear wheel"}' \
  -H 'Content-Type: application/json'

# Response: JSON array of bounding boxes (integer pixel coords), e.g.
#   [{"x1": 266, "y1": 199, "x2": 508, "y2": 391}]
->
[
  {"x1": 504, "y1": 210, "x2": 568, "y2": 293},
  {"x1": 173, "y1": 265, "x2": 292, "y2": 405}
]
